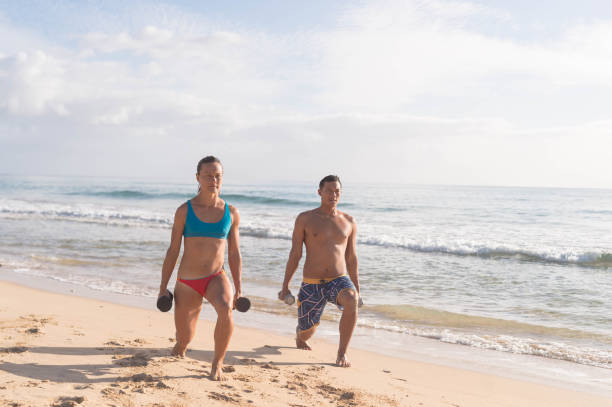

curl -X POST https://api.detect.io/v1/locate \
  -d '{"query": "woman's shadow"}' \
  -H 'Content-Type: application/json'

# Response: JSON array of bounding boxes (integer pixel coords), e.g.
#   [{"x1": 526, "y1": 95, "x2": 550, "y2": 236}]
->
[{"x1": 0, "y1": 344, "x2": 328, "y2": 384}]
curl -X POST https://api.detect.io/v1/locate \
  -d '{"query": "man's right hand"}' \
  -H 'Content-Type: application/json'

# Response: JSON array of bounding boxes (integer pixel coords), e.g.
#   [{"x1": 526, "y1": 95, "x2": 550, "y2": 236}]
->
[{"x1": 278, "y1": 286, "x2": 290, "y2": 301}]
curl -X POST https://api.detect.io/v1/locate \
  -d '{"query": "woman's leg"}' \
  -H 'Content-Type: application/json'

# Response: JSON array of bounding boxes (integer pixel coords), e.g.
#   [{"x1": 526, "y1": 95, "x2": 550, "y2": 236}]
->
[
  {"x1": 204, "y1": 272, "x2": 234, "y2": 380},
  {"x1": 172, "y1": 281, "x2": 204, "y2": 357}
]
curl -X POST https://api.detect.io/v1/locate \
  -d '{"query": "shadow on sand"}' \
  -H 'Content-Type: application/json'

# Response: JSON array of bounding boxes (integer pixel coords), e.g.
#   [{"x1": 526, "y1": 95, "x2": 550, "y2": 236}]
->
[{"x1": 0, "y1": 344, "x2": 333, "y2": 384}]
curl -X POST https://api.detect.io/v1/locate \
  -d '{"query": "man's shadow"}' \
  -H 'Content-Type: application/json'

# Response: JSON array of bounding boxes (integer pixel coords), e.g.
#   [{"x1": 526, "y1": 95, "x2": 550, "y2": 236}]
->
[{"x1": 0, "y1": 344, "x2": 330, "y2": 384}]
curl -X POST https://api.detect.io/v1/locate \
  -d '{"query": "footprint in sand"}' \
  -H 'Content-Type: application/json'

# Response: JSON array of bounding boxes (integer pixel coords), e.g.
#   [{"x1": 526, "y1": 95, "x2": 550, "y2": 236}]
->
[
  {"x1": 51, "y1": 395, "x2": 86, "y2": 407},
  {"x1": 20, "y1": 315, "x2": 53, "y2": 324},
  {"x1": 127, "y1": 373, "x2": 156, "y2": 383},
  {"x1": 113, "y1": 351, "x2": 151, "y2": 367},
  {"x1": 308, "y1": 365, "x2": 325, "y2": 371},
  {"x1": 285, "y1": 380, "x2": 308, "y2": 391},
  {"x1": 18, "y1": 315, "x2": 54, "y2": 337},
  {"x1": 316, "y1": 384, "x2": 360, "y2": 405},
  {"x1": 208, "y1": 391, "x2": 242, "y2": 403},
  {"x1": 24, "y1": 380, "x2": 40, "y2": 387},
  {"x1": 107, "y1": 338, "x2": 149, "y2": 347},
  {"x1": 101, "y1": 386, "x2": 124, "y2": 399},
  {"x1": 118, "y1": 373, "x2": 171, "y2": 390},
  {"x1": 260, "y1": 362, "x2": 279, "y2": 370}
]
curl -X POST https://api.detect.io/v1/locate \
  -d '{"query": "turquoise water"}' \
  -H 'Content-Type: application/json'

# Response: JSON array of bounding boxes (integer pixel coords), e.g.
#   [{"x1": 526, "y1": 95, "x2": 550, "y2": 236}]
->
[{"x1": 0, "y1": 174, "x2": 611, "y2": 368}]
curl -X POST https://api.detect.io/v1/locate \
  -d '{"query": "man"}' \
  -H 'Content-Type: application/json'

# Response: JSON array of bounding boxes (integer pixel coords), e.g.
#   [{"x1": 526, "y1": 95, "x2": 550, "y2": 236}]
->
[{"x1": 279, "y1": 175, "x2": 360, "y2": 367}]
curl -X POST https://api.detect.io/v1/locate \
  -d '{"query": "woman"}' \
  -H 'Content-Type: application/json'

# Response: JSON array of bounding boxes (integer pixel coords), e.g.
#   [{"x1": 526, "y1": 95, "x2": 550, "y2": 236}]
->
[{"x1": 158, "y1": 155, "x2": 242, "y2": 381}]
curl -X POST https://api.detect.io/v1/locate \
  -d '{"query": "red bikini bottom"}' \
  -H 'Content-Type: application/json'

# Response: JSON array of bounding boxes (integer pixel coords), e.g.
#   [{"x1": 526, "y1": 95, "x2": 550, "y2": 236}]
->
[{"x1": 178, "y1": 269, "x2": 224, "y2": 297}]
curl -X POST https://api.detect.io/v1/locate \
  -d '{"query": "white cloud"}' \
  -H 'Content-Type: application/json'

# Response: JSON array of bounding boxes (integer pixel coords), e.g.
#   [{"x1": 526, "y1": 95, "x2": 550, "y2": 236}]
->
[
  {"x1": 316, "y1": 0, "x2": 612, "y2": 113},
  {"x1": 0, "y1": 50, "x2": 69, "y2": 116},
  {"x1": 0, "y1": 1, "x2": 611, "y2": 188}
]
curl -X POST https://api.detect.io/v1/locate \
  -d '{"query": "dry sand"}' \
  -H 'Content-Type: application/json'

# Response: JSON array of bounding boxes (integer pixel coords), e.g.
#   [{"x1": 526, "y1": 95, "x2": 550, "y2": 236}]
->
[{"x1": 0, "y1": 280, "x2": 610, "y2": 407}]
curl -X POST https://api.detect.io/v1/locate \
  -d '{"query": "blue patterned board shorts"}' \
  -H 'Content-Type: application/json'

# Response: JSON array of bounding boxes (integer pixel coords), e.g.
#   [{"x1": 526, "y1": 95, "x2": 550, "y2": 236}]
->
[{"x1": 297, "y1": 275, "x2": 355, "y2": 331}]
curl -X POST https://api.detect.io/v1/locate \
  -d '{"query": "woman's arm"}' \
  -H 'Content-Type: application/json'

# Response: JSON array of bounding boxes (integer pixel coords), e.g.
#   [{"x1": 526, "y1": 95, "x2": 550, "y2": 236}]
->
[
  {"x1": 159, "y1": 204, "x2": 187, "y2": 296},
  {"x1": 227, "y1": 205, "x2": 242, "y2": 306}
]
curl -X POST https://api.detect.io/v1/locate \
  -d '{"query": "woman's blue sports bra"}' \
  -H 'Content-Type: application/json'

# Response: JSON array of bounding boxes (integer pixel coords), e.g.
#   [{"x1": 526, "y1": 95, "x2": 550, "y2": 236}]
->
[{"x1": 183, "y1": 200, "x2": 231, "y2": 239}]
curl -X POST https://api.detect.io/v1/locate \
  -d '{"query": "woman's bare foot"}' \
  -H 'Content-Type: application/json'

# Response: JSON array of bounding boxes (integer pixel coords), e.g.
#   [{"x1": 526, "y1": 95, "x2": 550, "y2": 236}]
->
[
  {"x1": 171, "y1": 343, "x2": 186, "y2": 357},
  {"x1": 336, "y1": 352, "x2": 351, "y2": 367},
  {"x1": 209, "y1": 360, "x2": 224, "y2": 381}
]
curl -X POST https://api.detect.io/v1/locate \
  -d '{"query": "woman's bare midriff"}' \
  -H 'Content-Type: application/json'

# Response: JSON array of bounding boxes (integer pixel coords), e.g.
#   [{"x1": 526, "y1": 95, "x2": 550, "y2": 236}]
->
[{"x1": 178, "y1": 237, "x2": 226, "y2": 279}]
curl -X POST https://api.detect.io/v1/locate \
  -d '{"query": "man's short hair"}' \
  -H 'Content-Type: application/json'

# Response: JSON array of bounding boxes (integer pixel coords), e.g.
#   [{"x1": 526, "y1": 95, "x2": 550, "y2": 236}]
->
[{"x1": 319, "y1": 175, "x2": 342, "y2": 189}]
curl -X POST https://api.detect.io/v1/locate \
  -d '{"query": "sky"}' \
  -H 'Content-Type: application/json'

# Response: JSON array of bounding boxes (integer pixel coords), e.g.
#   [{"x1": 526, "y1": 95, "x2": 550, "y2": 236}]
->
[{"x1": 1, "y1": 0, "x2": 611, "y2": 188}]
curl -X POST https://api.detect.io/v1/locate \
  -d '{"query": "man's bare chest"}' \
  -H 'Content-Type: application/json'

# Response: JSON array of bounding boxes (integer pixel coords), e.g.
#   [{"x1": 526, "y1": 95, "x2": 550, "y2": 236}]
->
[{"x1": 306, "y1": 218, "x2": 351, "y2": 244}]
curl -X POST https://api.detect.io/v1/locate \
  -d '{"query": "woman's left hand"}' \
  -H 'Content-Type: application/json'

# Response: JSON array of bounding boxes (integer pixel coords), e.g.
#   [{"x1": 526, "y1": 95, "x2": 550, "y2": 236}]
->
[{"x1": 233, "y1": 286, "x2": 242, "y2": 309}]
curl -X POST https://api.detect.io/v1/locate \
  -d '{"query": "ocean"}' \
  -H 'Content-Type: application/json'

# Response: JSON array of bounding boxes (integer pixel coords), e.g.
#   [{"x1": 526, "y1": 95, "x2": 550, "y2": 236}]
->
[{"x1": 1, "y1": 174, "x2": 611, "y2": 371}]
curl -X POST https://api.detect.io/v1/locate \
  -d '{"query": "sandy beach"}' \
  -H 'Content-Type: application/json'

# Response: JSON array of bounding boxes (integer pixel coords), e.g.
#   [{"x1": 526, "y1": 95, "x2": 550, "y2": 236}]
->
[
  {"x1": 2, "y1": 0, "x2": 611, "y2": 404},
  {"x1": 0, "y1": 281, "x2": 609, "y2": 407}
]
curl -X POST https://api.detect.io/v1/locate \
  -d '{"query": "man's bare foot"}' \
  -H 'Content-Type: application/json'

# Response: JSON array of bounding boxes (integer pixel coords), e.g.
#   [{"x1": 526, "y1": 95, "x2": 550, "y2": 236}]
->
[
  {"x1": 171, "y1": 343, "x2": 186, "y2": 357},
  {"x1": 209, "y1": 360, "x2": 224, "y2": 381},
  {"x1": 296, "y1": 337, "x2": 312, "y2": 350},
  {"x1": 295, "y1": 326, "x2": 312, "y2": 350},
  {"x1": 336, "y1": 353, "x2": 351, "y2": 367}
]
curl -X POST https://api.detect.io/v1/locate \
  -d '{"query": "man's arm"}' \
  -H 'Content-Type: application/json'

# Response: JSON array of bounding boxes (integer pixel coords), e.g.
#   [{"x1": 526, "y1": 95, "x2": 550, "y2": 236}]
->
[
  {"x1": 159, "y1": 204, "x2": 186, "y2": 297},
  {"x1": 345, "y1": 216, "x2": 359, "y2": 294},
  {"x1": 279, "y1": 213, "x2": 306, "y2": 299},
  {"x1": 227, "y1": 205, "x2": 242, "y2": 307}
]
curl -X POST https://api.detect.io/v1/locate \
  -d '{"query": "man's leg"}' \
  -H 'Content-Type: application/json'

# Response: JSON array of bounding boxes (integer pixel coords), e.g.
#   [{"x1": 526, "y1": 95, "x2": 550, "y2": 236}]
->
[
  {"x1": 173, "y1": 282, "x2": 204, "y2": 357},
  {"x1": 204, "y1": 273, "x2": 234, "y2": 381},
  {"x1": 296, "y1": 282, "x2": 324, "y2": 350},
  {"x1": 335, "y1": 288, "x2": 359, "y2": 367},
  {"x1": 296, "y1": 325, "x2": 317, "y2": 350}
]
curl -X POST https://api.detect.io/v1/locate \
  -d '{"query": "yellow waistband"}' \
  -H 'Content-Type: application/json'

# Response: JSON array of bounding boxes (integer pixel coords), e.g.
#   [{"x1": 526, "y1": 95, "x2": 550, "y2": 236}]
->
[{"x1": 302, "y1": 274, "x2": 347, "y2": 284}]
